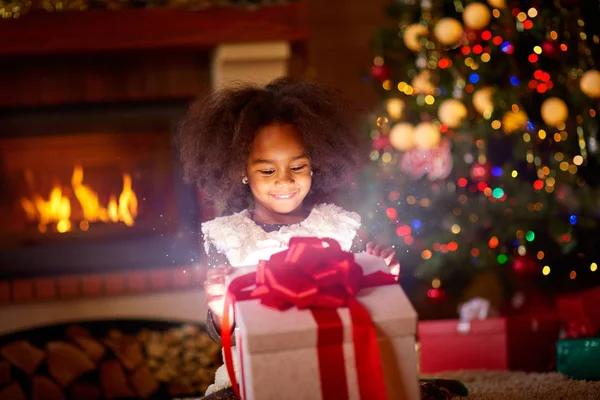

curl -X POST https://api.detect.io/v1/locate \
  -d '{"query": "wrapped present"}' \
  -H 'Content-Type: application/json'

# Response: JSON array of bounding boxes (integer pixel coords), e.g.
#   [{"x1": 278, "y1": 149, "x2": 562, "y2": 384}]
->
[
  {"x1": 418, "y1": 298, "x2": 560, "y2": 373},
  {"x1": 555, "y1": 286, "x2": 600, "y2": 380},
  {"x1": 555, "y1": 286, "x2": 600, "y2": 339},
  {"x1": 221, "y1": 237, "x2": 419, "y2": 400},
  {"x1": 556, "y1": 338, "x2": 600, "y2": 380}
]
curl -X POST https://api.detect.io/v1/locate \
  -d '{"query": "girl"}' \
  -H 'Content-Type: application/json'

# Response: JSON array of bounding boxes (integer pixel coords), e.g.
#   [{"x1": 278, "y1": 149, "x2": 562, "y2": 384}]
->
[{"x1": 178, "y1": 78, "x2": 459, "y2": 399}]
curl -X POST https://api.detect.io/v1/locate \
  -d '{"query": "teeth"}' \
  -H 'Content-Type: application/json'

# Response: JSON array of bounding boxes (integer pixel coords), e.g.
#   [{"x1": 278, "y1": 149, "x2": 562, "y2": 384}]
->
[{"x1": 274, "y1": 193, "x2": 293, "y2": 199}]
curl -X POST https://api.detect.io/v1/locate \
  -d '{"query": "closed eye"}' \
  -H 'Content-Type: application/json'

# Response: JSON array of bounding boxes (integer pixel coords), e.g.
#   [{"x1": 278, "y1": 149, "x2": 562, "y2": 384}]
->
[
  {"x1": 291, "y1": 165, "x2": 307, "y2": 172},
  {"x1": 259, "y1": 170, "x2": 275, "y2": 176}
]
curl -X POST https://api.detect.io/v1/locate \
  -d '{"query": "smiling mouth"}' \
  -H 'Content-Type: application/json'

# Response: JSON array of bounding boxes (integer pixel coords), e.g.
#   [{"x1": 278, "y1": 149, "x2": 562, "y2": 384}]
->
[{"x1": 270, "y1": 192, "x2": 298, "y2": 200}]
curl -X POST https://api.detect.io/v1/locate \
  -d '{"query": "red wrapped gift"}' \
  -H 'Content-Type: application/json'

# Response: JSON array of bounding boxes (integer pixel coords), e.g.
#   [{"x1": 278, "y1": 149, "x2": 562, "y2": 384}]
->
[
  {"x1": 556, "y1": 286, "x2": 600, "y2": 338},
  {"x1": 418, "y1": 314, "x2": 560, "y2": 373},
  {"x1": 222, "y1": 237, "x2": 420, "y2": 400}
]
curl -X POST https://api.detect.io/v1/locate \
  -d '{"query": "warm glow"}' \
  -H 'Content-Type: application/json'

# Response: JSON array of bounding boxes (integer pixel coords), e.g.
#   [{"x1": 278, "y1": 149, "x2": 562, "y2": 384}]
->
[
  {"x1": 21, "y1": 165, "x2": 138, "y2": 233},
  {"x1": 542, "y1": 266, "x2": 550, "y2": 275}
]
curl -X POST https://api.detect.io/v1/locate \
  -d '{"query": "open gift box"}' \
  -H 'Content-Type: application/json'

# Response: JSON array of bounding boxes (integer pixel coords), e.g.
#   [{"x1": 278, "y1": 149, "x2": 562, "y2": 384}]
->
[
  {"x1": 418, "y1": 314, "x2": 560, "y2": 374},
  {"x1": 224, "y1": 242, "x2": 420, "y2": 400}
]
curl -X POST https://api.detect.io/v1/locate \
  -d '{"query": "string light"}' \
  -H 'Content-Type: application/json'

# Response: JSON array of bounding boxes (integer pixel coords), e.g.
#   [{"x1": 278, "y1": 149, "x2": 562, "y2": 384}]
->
[
  {"x1": 542, "y1": 266, "x2": 551, "y2": 275},
  {"x1": 365, "y1": 0, "x2": 600, "y2": 299},
  {"x1": 526, "y1": 231, "x2": 535, "y2": 242},
  {"x1": 570, "y1": 271, "x2": 577, "y2": 279}
]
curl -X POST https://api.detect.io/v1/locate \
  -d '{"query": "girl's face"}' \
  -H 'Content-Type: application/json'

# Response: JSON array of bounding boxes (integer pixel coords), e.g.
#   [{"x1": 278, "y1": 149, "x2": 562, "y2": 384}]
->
[{"x1": 246, "y1": 123, "x2": 312, "y2": 224}]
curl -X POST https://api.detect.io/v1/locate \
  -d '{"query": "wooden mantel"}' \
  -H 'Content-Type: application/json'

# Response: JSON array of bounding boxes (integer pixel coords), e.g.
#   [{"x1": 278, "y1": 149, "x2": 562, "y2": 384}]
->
[
  {"x1": 0, "y1": 3, "x2": 307, "y2": 107},
  {"x1": 0, "y1": 2, "x2": 308, "y2": 57}
]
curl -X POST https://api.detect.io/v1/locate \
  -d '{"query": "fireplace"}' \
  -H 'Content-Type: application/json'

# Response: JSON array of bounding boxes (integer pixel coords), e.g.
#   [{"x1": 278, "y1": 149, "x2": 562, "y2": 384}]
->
[
  {"x1": 0, "y1": 101, "x2": 201, "y2": 278},
  {"x1": 0, "y1": 4, "x2": 306, "y2": 398}
]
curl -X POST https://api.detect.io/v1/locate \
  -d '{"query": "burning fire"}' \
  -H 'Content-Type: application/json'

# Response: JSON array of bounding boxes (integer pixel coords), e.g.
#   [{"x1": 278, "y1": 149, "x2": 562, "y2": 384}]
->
[{"x1": 20, "y1": 165, "x2": 138, "y2": 233}]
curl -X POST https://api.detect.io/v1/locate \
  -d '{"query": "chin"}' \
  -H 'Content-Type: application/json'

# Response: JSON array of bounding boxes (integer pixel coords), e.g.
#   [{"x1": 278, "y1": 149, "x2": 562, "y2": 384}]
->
[{"x1": 269, "y1": 203, "x2": 303, "y2": 215}]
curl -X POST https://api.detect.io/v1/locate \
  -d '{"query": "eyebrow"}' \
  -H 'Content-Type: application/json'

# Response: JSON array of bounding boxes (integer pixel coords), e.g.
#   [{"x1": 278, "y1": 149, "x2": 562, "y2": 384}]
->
[{"x1": 251, "y1": 154, "x2": 309, "y2": 165}]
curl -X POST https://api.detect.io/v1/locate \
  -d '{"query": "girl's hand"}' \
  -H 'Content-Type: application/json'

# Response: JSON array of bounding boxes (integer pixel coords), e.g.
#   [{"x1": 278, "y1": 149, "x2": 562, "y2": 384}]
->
[
  {"x1": 366, "y1": 242, "x2": 400, "y2": 279},
  {"x1": 203, "y1": 264, "x2": 234, "y2": 330}
]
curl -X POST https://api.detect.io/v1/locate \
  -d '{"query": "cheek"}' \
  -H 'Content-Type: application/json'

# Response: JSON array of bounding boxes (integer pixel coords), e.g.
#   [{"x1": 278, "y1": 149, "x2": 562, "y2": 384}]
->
[
  {"x1": 249, "y1": 179, "x2": 270, "y2": 197},
  {"x1": 299, "y1": 174, "x2": 312, "y2": 191}
]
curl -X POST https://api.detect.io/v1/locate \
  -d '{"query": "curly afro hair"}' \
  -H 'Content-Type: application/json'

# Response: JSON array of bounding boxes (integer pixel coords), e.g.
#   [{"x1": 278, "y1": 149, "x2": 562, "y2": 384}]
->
[{"x1": 178, "y1": 77, "x2": 364, "y2": 213}]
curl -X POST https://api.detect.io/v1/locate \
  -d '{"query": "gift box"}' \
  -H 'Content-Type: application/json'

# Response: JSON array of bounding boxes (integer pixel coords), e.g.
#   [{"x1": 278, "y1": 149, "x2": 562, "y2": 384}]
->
[
  {"x1": 418, "y1": 314, "x2": 560, "y2": 373},
  {"x1": 555, "y1": 286, "x2": 600, "y2": 380},
  {"x1": 223, "y1": 238, "x2": 420, "y2": 400},
  {"x1": 556, "y1": 337, "x2": 600, "y2": 380},
  {"x1": 556, "y1": 286, "x2": 600, "y2": 339}
]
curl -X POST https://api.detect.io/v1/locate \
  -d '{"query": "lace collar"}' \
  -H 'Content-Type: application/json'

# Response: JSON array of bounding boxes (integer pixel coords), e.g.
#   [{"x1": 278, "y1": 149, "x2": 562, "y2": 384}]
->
[{"x1": 202, "y1": 203, "x2": 361, "y2": 267}]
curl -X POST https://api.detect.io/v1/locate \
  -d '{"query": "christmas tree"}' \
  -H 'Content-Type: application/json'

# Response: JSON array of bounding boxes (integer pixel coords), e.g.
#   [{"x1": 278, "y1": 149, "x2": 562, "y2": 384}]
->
[{"x1": 360, "y1": 0, "x2": 600, "y2": 318}]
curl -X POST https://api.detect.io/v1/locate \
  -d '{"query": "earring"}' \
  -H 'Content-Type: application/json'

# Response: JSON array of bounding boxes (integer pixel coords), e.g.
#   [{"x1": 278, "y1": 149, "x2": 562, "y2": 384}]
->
[
  {"x1": 242, "y1": 176, "x2": 249, "y2": 184},
  {"x1": 310, "y1": 171, "x2": 313, "y2": 176}
]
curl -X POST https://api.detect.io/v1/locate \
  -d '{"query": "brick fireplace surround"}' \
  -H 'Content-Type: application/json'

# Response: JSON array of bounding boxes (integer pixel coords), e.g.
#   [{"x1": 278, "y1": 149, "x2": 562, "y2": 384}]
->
[{"x1": 0, "y1": 3, "x2": 308, "y2": 337}]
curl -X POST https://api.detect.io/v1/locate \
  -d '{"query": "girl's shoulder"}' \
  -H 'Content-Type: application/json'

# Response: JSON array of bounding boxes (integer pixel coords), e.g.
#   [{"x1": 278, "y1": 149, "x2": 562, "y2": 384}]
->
[
  {"x1": 308, "y1": 203, "x2": 361, "y2": 229},
  {"x1": 201, "y1": 209, "x2": 258, "y2": 255}
]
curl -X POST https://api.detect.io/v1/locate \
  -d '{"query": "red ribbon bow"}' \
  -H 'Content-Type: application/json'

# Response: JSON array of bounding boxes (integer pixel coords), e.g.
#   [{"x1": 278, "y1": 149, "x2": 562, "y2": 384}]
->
[
  {"x1": 221, "y1": 237, "x2": 397, "y2": 399},
  {"x1": 252, "y1": 237, "x2": 363, "y2": 310}
]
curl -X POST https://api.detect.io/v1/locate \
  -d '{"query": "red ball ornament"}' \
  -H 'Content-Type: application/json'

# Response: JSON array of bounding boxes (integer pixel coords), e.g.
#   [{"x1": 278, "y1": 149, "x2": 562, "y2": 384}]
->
[
  {"x1": 372, "y1": 136, "x2": 391, "y2": 151},
  {"x1": 470, "y1": 162, "x2": 491, "y2": 182},
  {"x1": 370, "y1": 64, "x2": 391, "y2": 82},
  {"x1": 512, "y1": 255, "x2": 540, "y2": 276},
  {"x1": 464, "y1": 28, "x2": 484, "y2": 45},
  {"x1": 427, "y1": 287, "x2": 447, "y2": 303},
  {"x1": 541, "y1": 40, "x2": 561, "y2": 59}
]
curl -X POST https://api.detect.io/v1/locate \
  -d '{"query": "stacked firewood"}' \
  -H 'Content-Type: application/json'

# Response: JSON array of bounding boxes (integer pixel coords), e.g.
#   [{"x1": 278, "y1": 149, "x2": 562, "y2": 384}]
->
[{"x1": 0, "y1": 324, "x2": 221, "y2": 399}]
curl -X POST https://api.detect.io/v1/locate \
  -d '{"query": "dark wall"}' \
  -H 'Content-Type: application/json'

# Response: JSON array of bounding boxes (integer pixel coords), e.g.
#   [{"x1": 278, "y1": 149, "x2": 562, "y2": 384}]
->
[{"x1": 306, "y1": 0, "x2": 388, "y2": 113}]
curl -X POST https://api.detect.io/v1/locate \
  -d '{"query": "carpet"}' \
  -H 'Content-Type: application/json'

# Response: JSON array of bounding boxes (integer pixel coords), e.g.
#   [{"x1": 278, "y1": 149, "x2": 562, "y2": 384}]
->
[{"x1": 430, "y1": 370, "x2": 600, "y2": 400}]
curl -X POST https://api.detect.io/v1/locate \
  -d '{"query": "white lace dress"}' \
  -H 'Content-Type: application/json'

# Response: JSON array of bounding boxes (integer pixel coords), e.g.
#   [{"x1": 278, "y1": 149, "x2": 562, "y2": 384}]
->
[{"x1": 201, "y1": 203, "x2": 362, "y2": 396}]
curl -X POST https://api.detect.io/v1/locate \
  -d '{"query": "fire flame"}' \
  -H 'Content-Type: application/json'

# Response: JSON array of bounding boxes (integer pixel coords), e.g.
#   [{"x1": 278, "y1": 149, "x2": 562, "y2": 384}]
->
[{"x1": 20, "y1": 165, "x2": 138, "y2": 233}]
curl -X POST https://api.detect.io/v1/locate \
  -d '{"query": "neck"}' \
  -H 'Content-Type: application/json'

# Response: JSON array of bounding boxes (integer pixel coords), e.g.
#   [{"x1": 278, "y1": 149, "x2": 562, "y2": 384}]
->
[{"x1": 251, "y1": 205, "x2": 309, "y2": 225}]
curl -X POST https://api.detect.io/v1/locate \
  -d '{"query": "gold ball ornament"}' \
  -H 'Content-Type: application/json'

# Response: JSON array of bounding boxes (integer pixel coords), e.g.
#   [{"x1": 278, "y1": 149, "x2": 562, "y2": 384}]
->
[
  {"x1": 389, "y1": 123, "x2": 415, "y2": 151},
  {"x1": 414, "y1": 122, "x2": 441, "y2": 150},
  {"x1": 438, "y1": 99, "x2": 468, "y2": 129},
  {"x1": 403, "y1": 24, "x2": 429, "y2": 52},
  {"x1": 434, "y1": 18, "x2": 464, "y2": 46},
  {"x1": 472, "y1": 87, "x2": 495, "y2": 116},
  {"x1": 502, "y1": 110, "x2": 528, "y2": 134},
  {"x1": 463, "y1": 2, "x2": 492, "y2": 30},
  {"x1": 540, "y1": 97, "x2": 569, "y2": 128},
  {"x1": 580, "y1": 69, "x2": 600, "y2": 98},
  {"x1": 412, "y1": 71, "x2": 436, "y2": 95},
  {"x1": 386, "y1": 98, "x2": 405, "y2": 120},
  {"x1": 487, "y1": 0, "x2": 506, "y2": 8}
]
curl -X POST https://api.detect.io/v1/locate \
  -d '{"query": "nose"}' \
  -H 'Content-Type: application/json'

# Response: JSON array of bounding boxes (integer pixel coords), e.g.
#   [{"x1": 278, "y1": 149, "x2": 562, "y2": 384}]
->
[{"x1": 274, "y1": 170, "x2": 294, "y2": 187}]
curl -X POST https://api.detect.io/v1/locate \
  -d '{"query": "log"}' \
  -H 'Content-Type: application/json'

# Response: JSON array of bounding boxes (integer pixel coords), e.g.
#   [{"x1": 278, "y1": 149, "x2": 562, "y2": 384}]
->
[
  {"x1": 66, "y1": 325, "x2": 106, "y2": 363},
  {"x1": 99, "y1": 360, "x2": 135, "y2": 399},
  {"x1": 32, "y1": 375, "x2": 65, "y2": 400},
  {"x1": 0, "y1": 361, "x2": 10, "y2": 387},
  {"x1": 1, "y1": 341, "x2": 44, "y2": 375},
  {"x1": 130, "y1": 366, "x2": 159, "y2": 398},
  {"x1": 70, "y1": 382, "x2": 101, "y2": 400},
  {"x1": 46, "y1": 342, "x2": 95, "y2": 387},
  {"x1": 105, "y1": 334, "x2": 144, "y2": 371},
  {"x1": 0, "y1": 381, "x2": 26, "y2": 400}
]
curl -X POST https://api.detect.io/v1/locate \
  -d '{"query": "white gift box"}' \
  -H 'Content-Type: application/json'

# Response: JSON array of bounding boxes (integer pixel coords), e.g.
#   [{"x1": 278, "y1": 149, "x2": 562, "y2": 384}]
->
[{"x1": 226, "y1": 252, "x2": 420, "y2": 400}]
